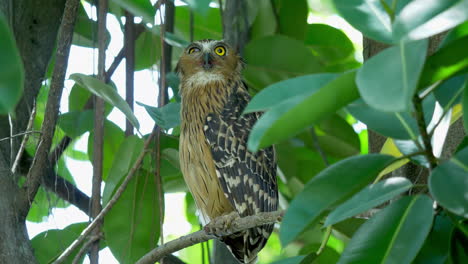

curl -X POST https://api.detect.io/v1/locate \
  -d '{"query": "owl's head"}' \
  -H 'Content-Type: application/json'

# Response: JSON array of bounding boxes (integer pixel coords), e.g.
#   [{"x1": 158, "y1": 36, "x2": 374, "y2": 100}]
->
[{"x1": 176, "y1": 39, "x2": 244, "y2": 83}]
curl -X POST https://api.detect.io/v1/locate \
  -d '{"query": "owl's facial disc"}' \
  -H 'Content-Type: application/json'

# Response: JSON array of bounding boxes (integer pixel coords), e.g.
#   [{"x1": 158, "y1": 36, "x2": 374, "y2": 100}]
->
[{"x1": 203, "y1": 53, "x2": 214, "y2": 70}]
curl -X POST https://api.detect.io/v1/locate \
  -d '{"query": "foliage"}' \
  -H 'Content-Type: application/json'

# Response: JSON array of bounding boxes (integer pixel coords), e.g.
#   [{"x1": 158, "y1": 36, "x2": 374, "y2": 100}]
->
[{"x1": 1, "y1": 0, "x2": 467, "y2": 263}]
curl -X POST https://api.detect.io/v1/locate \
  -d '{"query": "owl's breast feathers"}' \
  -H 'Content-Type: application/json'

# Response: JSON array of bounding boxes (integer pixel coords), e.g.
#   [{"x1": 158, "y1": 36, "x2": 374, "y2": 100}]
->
[{"x1": 179, "y1": 78, "x2": 278, "y2": 264}]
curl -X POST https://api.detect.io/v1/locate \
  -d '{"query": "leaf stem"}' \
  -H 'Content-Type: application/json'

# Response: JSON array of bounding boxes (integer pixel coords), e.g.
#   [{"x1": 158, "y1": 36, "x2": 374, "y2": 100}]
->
[
  {"x1": 412, "y1": 95, "x2": 438, "y2": 169},
  {"x1": 316, "y1": 226, "x2": 332, "y2": 255}
]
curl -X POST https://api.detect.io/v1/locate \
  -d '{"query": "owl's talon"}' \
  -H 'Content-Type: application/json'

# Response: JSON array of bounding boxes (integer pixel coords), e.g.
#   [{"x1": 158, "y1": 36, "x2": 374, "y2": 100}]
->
[{"x1": 205, "y1": 211, "x2": 240, "y2": 237}]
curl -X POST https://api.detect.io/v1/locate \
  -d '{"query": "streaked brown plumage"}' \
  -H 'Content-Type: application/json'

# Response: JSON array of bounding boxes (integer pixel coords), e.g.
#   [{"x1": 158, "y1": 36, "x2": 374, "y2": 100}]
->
[{"x1": 177, "y1": 39, "x2": 278, "y2": 263}]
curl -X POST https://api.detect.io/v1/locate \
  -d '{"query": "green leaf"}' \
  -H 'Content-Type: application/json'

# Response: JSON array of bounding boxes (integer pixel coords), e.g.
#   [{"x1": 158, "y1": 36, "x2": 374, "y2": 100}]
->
[
  {"x1": 300, "y1": 247, "x2": 340, "y2": 264},
  {"x1": 0, "y1": 13, "x2": 24, "y2": 114},
  {"x1": 280, "y1": 154, "x2": 394, "y2": 246},
  {"x1": 325, "y1": 177, "x2": 413, "y2": 226},
  {"x1": 413, "y1": 213, "x2": 453, "y2": 264},
  {"x1": 419, "y1": 36, "x2": 468, "y2": 89},
  {"x1": 392, "y1": 0, "x2": 468, "y2": 42},
  {"x1": 88, "y1": 120, "x2": 125, "y2": 180},
  {"x1": 304, "y1": 24, "x2": 355, "y2": 66},
  {"x1": 111, "y1": 0, "x2": 155, "y2": 24},
  {"x1": 73, "y1": 5, "x2": 111, "y2": 48},
  {"x1": 104, "y1": 169, "x2": 160, "y2": 264},
  {"x1": 338, "y1": 195, "x2": 434, "y2": 264},
  {"x1": 27, "y1": 187, "x2": 68, "y2": 223},
  {"x1": 248, "y1": 71, "x2": 360, "y2": 151},
  {"x1": 434, "y1": 74, "x2": 467, "y2": 108},
  {"x1": 333, "y1": 0, "x2": 392, "y2": 43},
  {"x1": 175, "y1": 6, "x2": 222, "y2": 41},
  {"x1": 429, "y1": 146, "x2": 468, "y2": 218},
  {"x1": 31, "y1": 222, "x2": 87, "y2": 264},
  {"x1": 332, "y1": 217, "x2": 366, "y2": 239},
  {"x1": 270, "y1": 256, "x2": 306, "y2": 264},
  {"x1": 464, "y1": 82, "x2": 468, "y2": 134},
  {"x1": 135, "y1": 30, "x2": 161, "y2": 70},
  {"x1": 277, "y1": 0, "x2": 308, "y2": 40},
  {"x1": 357, "y1": 39, "x2": 428, "y2": 112},
  {"x1": 315, "y1": 114, "x2": 361, "y2": 158},
  {"x1": 347, "y1": 95, "x2": 436, "y2": 140},
  {"x1": 58, "y1": 110, "x2": 94, "y2": 139},
  {"x1": 441, "y1": 20, "x2": 468, "y2": 48},
  {"x1": 250, "y1": 0, "x2": 277, "y2": 40},
  {"x1": 137, "y1": 101, "x2": 181, "y2": 130},
  {"x1": 449, "y1": 228, "x2": 468, "y2": 264},
  {"x1": 69, "y1": 73, "x2": 140, "y2": 130},
  {"x1": 102, "y1": 135, "x2": 144, "y2": 205},
  {"x1": 243, "y1": 35, "x2": 324, "y2": 90},
  {"x1": 182, "y1": 0, "x2": 211, "y2": 15},
  {"x1": 245, "y1": 73, "x2": 338, "y2": 113}
]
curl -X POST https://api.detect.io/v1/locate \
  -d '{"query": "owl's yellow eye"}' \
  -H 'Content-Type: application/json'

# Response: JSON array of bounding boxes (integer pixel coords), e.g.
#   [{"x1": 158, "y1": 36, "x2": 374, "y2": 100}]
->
[
  {"x1": 188, "y1": 47, "x2": 200, "y2": 54},
  {"x1": 214, "y1": 46, "x2": 226, "y2": 56}
]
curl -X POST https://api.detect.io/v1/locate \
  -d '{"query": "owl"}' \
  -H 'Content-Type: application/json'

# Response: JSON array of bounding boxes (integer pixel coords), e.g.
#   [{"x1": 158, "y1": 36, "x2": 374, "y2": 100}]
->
[{"x1": 176, "y1": 39, "x2": 278, "y2": 264}]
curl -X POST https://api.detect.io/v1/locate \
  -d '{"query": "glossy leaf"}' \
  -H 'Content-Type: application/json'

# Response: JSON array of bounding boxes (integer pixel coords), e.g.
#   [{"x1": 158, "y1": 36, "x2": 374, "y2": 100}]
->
[
  {"x1": 135, "y1": 30, "x2": 161, "y2": 70},
  {"x1": 0, "y1": 13, "x2": 24, "y2": 114},
  {"x1": 357, "y1": 39, "x2": 428, "y2": 112},
  {"x1": 338, "y1": 195, "x2": 434, "y2": 264},
  {"x1": 333, "y1": 0, "x2": 392, "y2": 43},
  {"x1": 248, "y1": 71, "x2": 359, "y2": 151},
  {"x1": 304, "y1": 24, "x2": 355, "y2": 66},
  {"x1": 111, "y1": 0, "x2": 155, "y2": 24},
  {"x1": 441, "y1": 20, "x2": 468, "y2": 48},
  {"x1": 433, "y1": 74, "x2": 467, "y2": 108},
  {"x1": 104, "y1": 169, "x2": 160, "y2": 264},
  {"x1": 277, "y1": 0, "x2": 308, "y2": 40},
  {"x1": 464, "y1": 83, "x2": 468, "y2": 134},
  {"x1": 419, "y1": 36, "x2": 468, "y2": 89},
  {"x1": 175, "y1": 6, "x2": 222, "y2": 41},
  {"x1": 393, "y1": 0, "x2": 468, "y2": 41},
  {"x1": 243, "y1": 35, "x2": 324, "y2": 90},
  {"x1": 280, "y1": 154, "x2": 394, "y2": 246},
  {"x1": 429, "y1": 147, "x2": 468, "y2": 218},
  {"x1": 245, "y1": 73, "x2": 338, "y2": 113},
  {"x1": 137, "y1": 101, "x2": 181, "y2": 130},
  {"x1": 270, "y1": 256, "x2": 306, "y2": 264},
  {"x1": 102, "y1": 136, "x2": 144, "y2": 205},
  {"x1": 31, "y1": 222, "x2": 88, "y2": 263},
  {"x1": 413, "y1": 213, "x2": 454, "y2": 264},
  {"x1": 347, "y1": 94, "x2": 436, "y2": 140},
  {"x1": 58, "y1": 110, "x2": 94, "y2": 139},
  {"x1": 449, "y1": 228, "x2": 468, "y2": 263},
  {"x1": 182, "y1": 0, "x2": 211, "y2": 15},
  {"x1": 88, "y1": 121, "x2": 125, "y2": 180},
  {"x1": 73, "y1": 6, "x2": 111, "y2": 48},
  {"x1": 325, "y1": 177, "x2": 413, "y2": 226},
  {"x1": 70, "y1": 73, "x2": 140, "y2": 130},
  {"x1": 250, "y1": 0, "x2": 277, "y2": 40}
]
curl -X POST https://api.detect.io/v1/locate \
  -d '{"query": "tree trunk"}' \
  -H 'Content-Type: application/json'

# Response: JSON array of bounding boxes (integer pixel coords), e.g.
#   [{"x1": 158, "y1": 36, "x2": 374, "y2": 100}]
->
[{"x1": 0, "y1": 0, "x2": 66, "y2": 262}]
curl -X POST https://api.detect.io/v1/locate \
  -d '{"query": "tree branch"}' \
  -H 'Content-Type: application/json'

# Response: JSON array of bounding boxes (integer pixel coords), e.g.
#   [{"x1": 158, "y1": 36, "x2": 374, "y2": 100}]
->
[
  {"x1": 412, "y1": 95, "x2": 438, "y2": 169},
  {"x1": 135, "y1": 210, "x2": 284, "y2": 264},
  {"x1": 53, "y1": 128, "x2": 157, "y2": 264},
  {"x1": 20, "y1": 0, "x2": 80, "y2": 216}
]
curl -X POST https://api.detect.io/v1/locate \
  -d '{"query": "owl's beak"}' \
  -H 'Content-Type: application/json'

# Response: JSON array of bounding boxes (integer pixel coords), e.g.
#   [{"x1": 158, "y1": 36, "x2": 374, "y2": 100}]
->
[{"x1": 203, "y1": 53, "x2": 213, "y2": 70}]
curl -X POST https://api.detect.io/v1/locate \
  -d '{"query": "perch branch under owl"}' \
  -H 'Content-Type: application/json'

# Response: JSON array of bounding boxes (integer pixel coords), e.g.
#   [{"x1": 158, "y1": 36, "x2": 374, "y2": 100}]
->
[{"x1": 136, "y1": 210, "x2": 284, "y2": 264}]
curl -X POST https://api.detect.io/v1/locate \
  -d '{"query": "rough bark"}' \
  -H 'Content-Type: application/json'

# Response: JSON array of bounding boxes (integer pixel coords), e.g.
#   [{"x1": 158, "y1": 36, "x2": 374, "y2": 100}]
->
[{"x1": 0, "y1": 0, "x2": 66, "y2": 262}]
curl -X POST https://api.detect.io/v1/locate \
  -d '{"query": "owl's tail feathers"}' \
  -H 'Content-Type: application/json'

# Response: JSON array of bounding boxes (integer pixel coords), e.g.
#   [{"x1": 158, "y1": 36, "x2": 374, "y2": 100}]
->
[{"x1": 222, "y1": 224, "x2": 274, "y2": 264}]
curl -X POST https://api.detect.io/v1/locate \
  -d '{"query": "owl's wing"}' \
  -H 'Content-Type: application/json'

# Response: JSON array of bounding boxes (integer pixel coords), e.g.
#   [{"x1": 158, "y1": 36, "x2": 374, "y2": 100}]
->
[{"x1": 204, "y1": 82, "x2": 278, "y2": 218}]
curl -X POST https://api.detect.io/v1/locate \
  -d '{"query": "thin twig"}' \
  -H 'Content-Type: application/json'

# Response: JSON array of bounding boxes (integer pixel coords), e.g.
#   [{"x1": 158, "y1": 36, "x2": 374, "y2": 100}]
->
[
  {"x1": 20, "y1": 0, "x2": 80, "y2": 216},
  {"x1": 71, "y1": 234, "x2": 101, "y2": 264},
  {"x1": 11, "y1": 102, "x2": 37, "y2": 174},
  {"x1": 124, "y1": 10, "x2": 135, "y2": 136},
  {"x1": 412, "y1": 95, "x2": 438, "y2": 169},
  {"x1": 53, "y1": 129, "x2": 157, "y2": 264},
  {"x1": 0, "y1": 131, "x2": 41, "y2": 143},
  {"x1": 156, "y1": 0, "x2": 167, "y2": 249},
  {"x1": 135, "y1": 210, "x2": 284, "y2": 264},
  {"x1": 89, "y1": 0, "x2": 108, "y2": 262}
]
